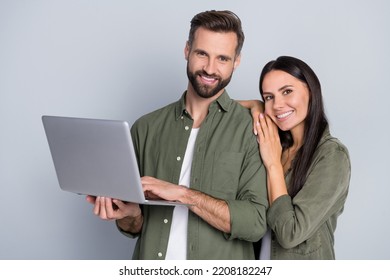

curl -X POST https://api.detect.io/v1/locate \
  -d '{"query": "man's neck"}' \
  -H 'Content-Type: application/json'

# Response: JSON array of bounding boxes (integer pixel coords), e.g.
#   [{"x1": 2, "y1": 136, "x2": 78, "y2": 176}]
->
[{"x1": 185, "y1": 87, "x2": 224, "y2": 128}]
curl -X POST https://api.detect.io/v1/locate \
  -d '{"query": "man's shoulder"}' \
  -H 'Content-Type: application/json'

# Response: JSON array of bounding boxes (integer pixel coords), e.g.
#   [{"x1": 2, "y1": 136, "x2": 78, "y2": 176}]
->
[
  {"x1": 228, "y1": 100, "x2": 253, "y2": 122},
  {"x1": 131, "y1": 100, "x2": 178, "y2": 132},
  {"x1": 137, "y1": 100, "x2": 177, "y2": 122}
]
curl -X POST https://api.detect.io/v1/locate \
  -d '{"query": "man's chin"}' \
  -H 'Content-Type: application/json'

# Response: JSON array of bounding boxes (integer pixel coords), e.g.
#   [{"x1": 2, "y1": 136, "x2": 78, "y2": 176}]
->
[{"x1": 196, "y1": 90, "x2": 219, "y2": 99}]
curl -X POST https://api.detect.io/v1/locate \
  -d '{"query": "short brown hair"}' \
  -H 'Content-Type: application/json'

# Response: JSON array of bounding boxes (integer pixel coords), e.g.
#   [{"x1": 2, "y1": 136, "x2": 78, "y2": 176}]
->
[{"x1": 188, "y1": 10, "x2": 245, "y2": 57}]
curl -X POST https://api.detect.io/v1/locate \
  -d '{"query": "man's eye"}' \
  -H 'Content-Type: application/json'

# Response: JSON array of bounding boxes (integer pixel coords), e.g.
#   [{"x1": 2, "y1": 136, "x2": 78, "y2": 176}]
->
[{"x1": 219, "y1": 57, "x2": 228, "y2": 62}]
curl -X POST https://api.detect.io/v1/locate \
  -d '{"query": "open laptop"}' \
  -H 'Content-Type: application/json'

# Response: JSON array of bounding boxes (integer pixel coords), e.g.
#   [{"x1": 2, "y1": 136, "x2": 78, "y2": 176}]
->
[{"x1": 42, "y1": 115, "x2": 186, "y2": 206}]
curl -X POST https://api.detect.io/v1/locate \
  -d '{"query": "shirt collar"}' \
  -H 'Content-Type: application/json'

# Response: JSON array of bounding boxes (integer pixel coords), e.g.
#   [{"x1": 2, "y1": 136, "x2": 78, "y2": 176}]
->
[{"x1": 175, "y1": 90, "x2": 232, "y2": 120}]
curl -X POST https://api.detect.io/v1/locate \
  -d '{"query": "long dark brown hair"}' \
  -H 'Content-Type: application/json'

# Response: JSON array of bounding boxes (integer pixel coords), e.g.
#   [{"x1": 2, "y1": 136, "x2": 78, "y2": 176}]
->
[{"x1": 259, "y1": 56, "x2": 328, "y2": 198}]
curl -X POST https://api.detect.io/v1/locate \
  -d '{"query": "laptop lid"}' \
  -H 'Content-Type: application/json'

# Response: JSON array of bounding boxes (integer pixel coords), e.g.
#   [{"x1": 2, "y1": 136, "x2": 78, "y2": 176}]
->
[{"x1": 42, "y1": 115, "x2": 184, "y2": 206}]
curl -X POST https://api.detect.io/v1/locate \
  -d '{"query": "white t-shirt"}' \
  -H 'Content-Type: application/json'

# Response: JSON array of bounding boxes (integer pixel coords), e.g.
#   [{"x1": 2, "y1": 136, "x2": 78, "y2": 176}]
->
[
  {"x1": 259, "y1": 228, "x2": 271, "y2": 259},
  {"x1": 165, "y1": 128, "x2": 199, "y2": 260}
]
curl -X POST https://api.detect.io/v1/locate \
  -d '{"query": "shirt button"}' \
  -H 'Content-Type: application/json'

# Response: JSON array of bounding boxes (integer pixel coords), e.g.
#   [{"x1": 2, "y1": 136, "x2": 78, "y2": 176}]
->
[
  {"x1": 158, "y1": 252, "x2": 163, "y2": 258},
  {"x1": 177, "y1": 156, "x2": 181, "y2": 161},
  {"x1": 184, "y1": 125, "x2": 189, "y2": 130},
  {"x1": 180, "y1": 116, "x2": 184, "y2": 119},
  {"x1": 218, "y1": 109, "x2": 221, "y2": 112},
  {"x1": 164, "y1": 219, "x2": 168, "y2": 224}
]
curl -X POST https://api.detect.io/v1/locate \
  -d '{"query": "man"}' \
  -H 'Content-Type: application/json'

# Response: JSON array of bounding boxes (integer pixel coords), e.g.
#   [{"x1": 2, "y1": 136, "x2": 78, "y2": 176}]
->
[{"x1": 88, "y1": 10, "x2": 268, "y2": 260}]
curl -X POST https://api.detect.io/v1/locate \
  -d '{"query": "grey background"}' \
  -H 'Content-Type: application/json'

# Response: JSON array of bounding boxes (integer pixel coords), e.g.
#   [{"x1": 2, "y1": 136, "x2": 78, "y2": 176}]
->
[{"x1": 1, "y1": 0, "x2": 388, "y2": 259}]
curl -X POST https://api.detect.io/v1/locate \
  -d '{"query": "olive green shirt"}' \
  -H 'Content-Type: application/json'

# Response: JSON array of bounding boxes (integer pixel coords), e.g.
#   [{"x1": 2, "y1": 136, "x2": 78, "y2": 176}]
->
[
  {"x1": 118, "y1": 91, "x2": 268, "y2": 260},
  {"x1": 267, "y1": 127, "x2": 351, "y2": 259}
]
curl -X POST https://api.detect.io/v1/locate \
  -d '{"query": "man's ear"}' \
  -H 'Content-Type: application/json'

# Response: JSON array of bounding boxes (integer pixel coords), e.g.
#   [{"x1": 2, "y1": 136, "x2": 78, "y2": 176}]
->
[
  {"x1": 184, "y1": 41, "x2": 190, "y2": 61},
  {"x1": 233, "y1": 54, "x2": 241, "y2": 70}
]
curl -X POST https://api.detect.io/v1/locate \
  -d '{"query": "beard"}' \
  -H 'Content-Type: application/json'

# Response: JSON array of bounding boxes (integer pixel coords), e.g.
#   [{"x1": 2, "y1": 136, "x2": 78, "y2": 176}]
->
[{"x1": 186, "y1": 64, "x2": 233, "y2": 99}]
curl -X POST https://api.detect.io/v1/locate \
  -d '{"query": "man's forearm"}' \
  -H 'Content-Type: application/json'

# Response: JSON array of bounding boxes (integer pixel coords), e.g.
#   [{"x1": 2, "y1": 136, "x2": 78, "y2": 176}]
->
[{"x1": 185, "y1": 188, "x2": 231, "y2": 233}]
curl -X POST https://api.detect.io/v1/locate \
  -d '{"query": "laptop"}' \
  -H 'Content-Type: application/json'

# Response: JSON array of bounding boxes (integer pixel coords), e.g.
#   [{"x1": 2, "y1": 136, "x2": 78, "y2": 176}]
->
[{"x1": 42, "y1": 115, "x2": 186, "y2": 206}]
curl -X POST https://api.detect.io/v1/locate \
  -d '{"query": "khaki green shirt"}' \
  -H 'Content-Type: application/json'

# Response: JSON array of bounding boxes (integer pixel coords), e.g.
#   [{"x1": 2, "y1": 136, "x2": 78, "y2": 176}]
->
[
  {"x1": 118, "y1": 91, "x2": 268, "y2": 260},
  {"x1": 267, "y1": 127, "x2": 351, "y2": 259}
]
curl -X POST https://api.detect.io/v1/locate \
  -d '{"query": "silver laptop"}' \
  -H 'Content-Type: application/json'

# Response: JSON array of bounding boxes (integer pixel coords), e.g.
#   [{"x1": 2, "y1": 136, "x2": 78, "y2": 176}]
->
[{"x1": 42, "y1": 115, "x2": 185, "y2": 206}]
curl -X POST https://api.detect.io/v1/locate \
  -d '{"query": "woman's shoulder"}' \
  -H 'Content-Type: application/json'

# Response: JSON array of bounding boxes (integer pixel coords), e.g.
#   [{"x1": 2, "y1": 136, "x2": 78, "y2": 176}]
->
[{"x1": 316, "y1": 128, "x2": 350, "y2": 160}]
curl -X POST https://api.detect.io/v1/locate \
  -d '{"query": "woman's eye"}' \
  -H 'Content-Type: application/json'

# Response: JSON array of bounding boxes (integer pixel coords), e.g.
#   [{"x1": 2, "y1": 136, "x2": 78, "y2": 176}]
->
[
  {"x1": 283, "y1": 89, "x2": 292, "y2": 95},
  {"x1": 264, "y1": 95, "x2": 273, "y2": 101}
]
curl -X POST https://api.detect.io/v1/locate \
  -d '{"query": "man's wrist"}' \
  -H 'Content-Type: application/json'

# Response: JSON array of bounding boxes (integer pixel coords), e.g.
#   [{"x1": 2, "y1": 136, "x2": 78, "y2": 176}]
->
[{"x1": 117, "y1": 213, "x2": 143, "y2": 234}]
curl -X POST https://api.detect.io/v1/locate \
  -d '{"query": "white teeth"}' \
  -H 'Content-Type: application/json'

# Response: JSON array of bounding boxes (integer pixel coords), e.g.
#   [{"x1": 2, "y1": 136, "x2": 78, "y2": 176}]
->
[
  {"x1": 277, "y1": 111, "x2": 293, "y2": 119},
  {"x1": 201, "y1": 75, "x2": 216, "y2": 82}
]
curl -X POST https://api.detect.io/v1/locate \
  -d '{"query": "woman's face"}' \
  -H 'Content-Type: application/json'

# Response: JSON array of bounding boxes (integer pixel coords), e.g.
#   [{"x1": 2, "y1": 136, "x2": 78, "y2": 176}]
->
[{"x1": 262, "y1": 70, "x2": 310, "y2": 134}]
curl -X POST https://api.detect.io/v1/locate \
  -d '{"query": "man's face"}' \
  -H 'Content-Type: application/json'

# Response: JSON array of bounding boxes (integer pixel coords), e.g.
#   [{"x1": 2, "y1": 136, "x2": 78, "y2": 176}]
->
[{"x1": 185, "y1": 27, "x2": 241, "y2": 99}]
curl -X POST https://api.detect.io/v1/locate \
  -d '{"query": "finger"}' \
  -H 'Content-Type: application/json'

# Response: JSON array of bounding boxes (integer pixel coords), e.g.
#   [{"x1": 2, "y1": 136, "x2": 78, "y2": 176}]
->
[
  {"x1": 141, "y1": 176, "x2": 154, "y2": 182},
  {"x1": 112, "y1": 199, "x2": 129, "y2": 211},
  {"x1": 141, "y1": 176, "x2": 163, "y2": 191},
  {"x1": 265, "y1": 114, "x2": 279, "y2": 140},
  {"x1": 141, "y1": 176, "x2": 161, "y2": 186},
  {"x1": 86, "y1": 195, "x2": 96, "y2": 204},
  {"x1": 99, "y1": 196, "x2": 108, "y2": 219},
  {"x1": 263, "y1": 114, "x2": 275, "y2": 140},
  {"x1": 113, "y1": 200, "x2": 142, "y2": 219},
  {"x1": 104, "y1": 197, "x2": 115, "y2": 219},
  {"x1": 112, "y1": 199, "x2": 126, "y2": 209},
  {"x1": 252, "y1": 113, "x2": 258, "y2": 136},
  {"x1": 259, "y1": 113, "x2": 269, "y2": 138},
  {"x1": 145, "y1": 191, "x2": 161, "y2": 200},
  {"x1": 142, "y1": 185, "x2": 160, "y2": 198},
  {"x1": 93, "y1": 196, "x2": 101, "y2": 216},
  {"x1": 256, "y1": 115, "x2": 264, "y2": 143}
]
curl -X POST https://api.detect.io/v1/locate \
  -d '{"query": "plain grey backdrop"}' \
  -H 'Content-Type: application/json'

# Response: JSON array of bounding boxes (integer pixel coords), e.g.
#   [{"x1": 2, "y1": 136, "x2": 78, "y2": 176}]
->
[{"x1": 1, "y1": 0, "x2": 389, "y2": 259}]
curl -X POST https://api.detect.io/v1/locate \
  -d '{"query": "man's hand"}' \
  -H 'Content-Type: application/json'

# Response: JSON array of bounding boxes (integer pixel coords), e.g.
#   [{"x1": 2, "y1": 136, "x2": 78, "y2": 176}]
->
[
  {"x1": 86, "y1": 195, "x2": 143, "y2": 233},
  {"x1": 86, "y1": 195, "x2": 141, "y2": 220},
  {"x1": 141, "y1": 176, "x2": 187, "y2": 202}
]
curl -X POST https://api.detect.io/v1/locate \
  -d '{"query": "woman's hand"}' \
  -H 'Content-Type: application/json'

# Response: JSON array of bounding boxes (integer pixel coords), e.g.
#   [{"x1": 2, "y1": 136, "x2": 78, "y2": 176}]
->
[{"x1": 256, "y1": 113, "x2": 282, "y2": 169}]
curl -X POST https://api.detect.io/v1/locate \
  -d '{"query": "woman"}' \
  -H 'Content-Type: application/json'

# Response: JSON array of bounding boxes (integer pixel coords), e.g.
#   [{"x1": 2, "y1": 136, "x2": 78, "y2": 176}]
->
[{"x1": 240, "y1": 56, "x2": 351, "y2": 259}]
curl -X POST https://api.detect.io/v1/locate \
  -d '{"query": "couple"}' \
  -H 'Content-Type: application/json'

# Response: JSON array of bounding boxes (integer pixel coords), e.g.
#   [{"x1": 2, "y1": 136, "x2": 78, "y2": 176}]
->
[{"x1": 87, "y1": 10, "x2": 351, "y2": 260}]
